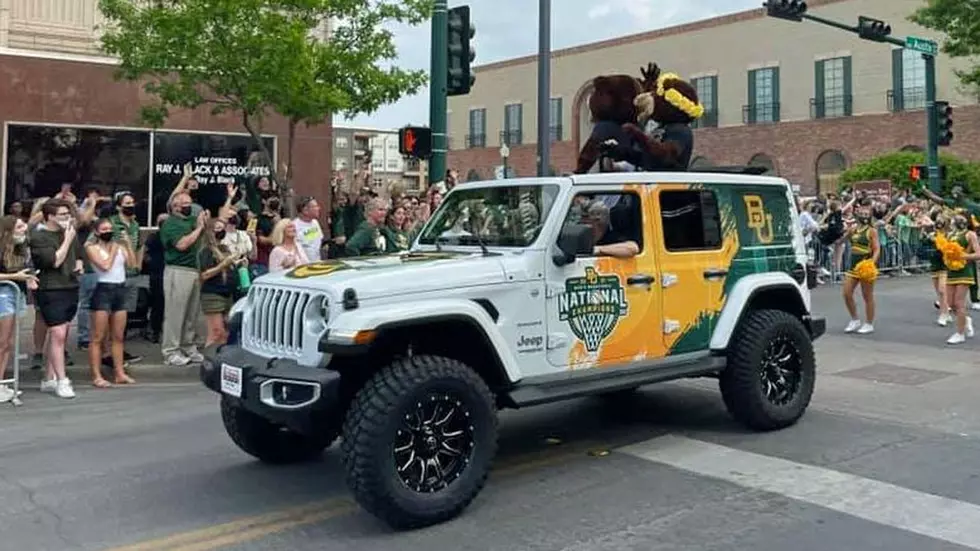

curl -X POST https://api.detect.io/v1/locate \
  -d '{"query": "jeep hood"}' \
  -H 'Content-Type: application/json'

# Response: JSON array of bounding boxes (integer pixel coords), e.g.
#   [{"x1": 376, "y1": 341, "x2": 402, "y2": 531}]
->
[{"x1": 253, "y1": 250, "x2": 508, "y2": 300}]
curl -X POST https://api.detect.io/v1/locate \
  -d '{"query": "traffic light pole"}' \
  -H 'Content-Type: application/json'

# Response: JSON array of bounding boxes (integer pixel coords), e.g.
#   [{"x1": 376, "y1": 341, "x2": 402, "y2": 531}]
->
[
  {"x1": 924, "y1": 54, "x2": 940, "y2": 192},
  {"x1": 536, "y1": 0, "x2": 551, "y2": 177},
  {"x1": 429, "y1": 0, "x2": 448, "y2": 187}
]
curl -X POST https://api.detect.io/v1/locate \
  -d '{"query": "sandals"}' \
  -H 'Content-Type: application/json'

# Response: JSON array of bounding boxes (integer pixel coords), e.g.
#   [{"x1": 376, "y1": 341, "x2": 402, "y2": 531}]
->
[
  {"x1": 92, "y1": 378, "x2": 113, "y2": 389},
  {"x1": 114, "y1": 374, "x2": 136, "y2": 385}
]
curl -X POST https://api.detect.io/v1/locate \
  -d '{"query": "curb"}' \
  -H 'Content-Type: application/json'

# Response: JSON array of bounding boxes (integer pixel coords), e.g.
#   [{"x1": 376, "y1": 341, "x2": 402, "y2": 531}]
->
[{"x1": 14, "y1": 362, "x2": 200, "y2": 384}]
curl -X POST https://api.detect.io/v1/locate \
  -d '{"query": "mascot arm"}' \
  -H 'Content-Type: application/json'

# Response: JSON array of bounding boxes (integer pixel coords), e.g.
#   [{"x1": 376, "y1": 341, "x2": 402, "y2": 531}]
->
[
  {"x1": 623, "y1": 123, "x2": 690, "y2": 171},
  {"x1": 577, "y1": 121, "x2": 641, "y2": 174}
]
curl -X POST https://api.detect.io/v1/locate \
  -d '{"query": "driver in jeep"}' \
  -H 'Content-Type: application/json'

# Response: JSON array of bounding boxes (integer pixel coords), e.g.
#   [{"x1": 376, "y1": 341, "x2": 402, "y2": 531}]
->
[{"x1": 581, "y1": 200, "x2": 640, "y2": 258}]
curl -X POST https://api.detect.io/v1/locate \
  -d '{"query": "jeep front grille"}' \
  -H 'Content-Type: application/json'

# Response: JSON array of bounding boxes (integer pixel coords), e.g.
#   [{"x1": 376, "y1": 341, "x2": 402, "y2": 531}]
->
[{"x1": 244, "y1": 287, "x2": 315, "y2": 357}]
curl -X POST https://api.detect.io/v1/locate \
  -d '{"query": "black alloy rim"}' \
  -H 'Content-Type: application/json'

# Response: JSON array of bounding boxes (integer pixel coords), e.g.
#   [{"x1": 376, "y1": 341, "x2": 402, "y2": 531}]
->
[
  {"x1": 393, "y1": 393, "x2": 475, "y2": 493},
  {"x1": 759, "y1": 335, "x2": 803, "y2": 406}
]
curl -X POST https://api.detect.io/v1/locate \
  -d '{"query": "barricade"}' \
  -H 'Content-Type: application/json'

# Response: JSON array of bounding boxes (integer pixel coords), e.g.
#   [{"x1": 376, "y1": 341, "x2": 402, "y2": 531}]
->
[
  {"x1": 807, "y1": 233, "x2": 931, "y2": 285},
  {"x1": 0, "y1": 280, "x2": 23, "y2": 406}
]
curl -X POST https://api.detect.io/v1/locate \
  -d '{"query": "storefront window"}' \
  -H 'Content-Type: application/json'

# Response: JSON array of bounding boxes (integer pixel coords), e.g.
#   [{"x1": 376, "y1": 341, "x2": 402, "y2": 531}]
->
[
  {"x1": 3, "y1": 123, "x2": 276, "y2": 227},
  {"x1": 4, "y1": 124, "x2": 151, "y2": 225}
]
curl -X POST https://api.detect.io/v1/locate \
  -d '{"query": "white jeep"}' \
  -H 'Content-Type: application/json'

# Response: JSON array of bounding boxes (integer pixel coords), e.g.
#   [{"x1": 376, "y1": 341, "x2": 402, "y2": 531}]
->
[{"x1": 201, "y1": 170, "x2": 825, "y2": 529}]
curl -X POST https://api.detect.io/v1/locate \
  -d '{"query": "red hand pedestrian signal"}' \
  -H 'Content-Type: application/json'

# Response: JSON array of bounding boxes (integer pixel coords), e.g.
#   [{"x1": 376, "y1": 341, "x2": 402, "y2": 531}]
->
[{"x1": 398, "y1": 126, "x2": 432, "y2": 158}]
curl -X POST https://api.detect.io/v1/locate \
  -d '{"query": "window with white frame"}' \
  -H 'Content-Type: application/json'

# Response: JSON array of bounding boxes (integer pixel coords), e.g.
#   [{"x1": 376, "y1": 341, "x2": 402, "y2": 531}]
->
[{"x1": 902, "y1": 49, "x2": 926, "y2": 109}]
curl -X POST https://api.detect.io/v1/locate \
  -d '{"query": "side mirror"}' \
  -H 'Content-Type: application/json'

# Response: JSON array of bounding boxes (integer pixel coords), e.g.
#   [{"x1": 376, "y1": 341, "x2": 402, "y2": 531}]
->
[{"x1": 553, "y1": 223, "x2": 593, "y2": 266}]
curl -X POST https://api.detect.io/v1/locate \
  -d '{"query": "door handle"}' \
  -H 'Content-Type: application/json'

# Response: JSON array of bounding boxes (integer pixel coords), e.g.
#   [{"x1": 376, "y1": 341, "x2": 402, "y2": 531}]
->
[
  {"x1": 627, "y1": 274, "x2": 654, "y2": 285},
  {"x1": 703, "y1": 268, "x2": 729, "y2": 279}
]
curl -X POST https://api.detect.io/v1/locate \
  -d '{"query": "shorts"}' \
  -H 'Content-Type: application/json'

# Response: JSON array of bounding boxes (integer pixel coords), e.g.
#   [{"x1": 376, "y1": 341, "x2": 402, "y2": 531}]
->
[
  {"x1": 0, "y1": 286, "x2": 25, "y2": 319},
  {"x1": 90, "y1": 282, "x2": 128, "y2": 312},
  {"x1": 201, "y1": 292, "x2": 233, "y2": 315},
  {"x1": 35, "y1": 288, "x2": 80, "y2": 327}
]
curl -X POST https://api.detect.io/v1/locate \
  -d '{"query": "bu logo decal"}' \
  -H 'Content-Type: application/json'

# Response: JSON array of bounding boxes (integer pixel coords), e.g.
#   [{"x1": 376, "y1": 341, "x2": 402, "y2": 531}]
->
[{"x1": 743, "y1": 195, "x2": 774, "y2": 244}]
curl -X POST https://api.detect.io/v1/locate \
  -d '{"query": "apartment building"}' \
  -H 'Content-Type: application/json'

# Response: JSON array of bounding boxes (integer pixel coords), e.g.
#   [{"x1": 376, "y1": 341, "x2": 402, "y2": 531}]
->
[
  {"x1": 333, "y1": 126, "x2": 428, "y2": 194},
  {"x1": 446, "y1": 0, "x2": 980, "y2": 194},
  {"x1": 0, "y1": 0, "x2": 334, "y2": 225}
]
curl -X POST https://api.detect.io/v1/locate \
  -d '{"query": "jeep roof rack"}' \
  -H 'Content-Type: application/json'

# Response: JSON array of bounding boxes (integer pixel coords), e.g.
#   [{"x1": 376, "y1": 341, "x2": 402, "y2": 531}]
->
[{"x1": 693, "y1": 165, "x2": 770, "y2": 175}]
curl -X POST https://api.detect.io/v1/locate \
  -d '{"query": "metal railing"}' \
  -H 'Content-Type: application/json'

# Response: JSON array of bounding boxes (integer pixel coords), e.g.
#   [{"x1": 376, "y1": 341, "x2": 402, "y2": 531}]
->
[
  {"x1": 810, "y1": 95, "x2": 853, "y2": 119},
  {"x1": 887, "y1": 87, "x2": 927, "y2": 112},
  {"x1": 692, "y1": 111, "x2": 719, "y2": 128},
  {"x1": 548, "y1": 125, "x2": 563, "y2": 142},
  {"x1": 0, "y1": 281, "x2": 23, "y2": 407},
  {"x1": 465, "y1": 134, "x2": 486, "y2": 148},
  {"x1": 500, "y1": 129, "x2": 523, "y2": 146},
  {"x1": 806, "y1": 229, "x2": 931, "y2": 285},
  {"x1": 742, "y1": 102, "x2": 781, "y2": 124}
]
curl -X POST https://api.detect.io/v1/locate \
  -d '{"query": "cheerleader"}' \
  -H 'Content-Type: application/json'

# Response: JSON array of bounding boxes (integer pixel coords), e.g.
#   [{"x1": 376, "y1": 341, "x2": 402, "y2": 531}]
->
[
  {"x1": 840, "y1": 203, "x2": 880, "y2": 334},
  {"x1": 942, "y1": 214, "x2": 980, "y2": 344},
  {"x1": 923, "y1": 211, "x2": 952, "y2": 325}
]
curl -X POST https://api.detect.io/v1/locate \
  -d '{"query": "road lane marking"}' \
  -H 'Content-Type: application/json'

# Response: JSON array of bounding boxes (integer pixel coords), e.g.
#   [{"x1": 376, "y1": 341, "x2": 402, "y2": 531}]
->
[
  {"x1": 104, "y1": 440, "x2": 607, "y2": 550},
  {"x1": 621, "y1": 434, "x2": 980, "y2": 550}
]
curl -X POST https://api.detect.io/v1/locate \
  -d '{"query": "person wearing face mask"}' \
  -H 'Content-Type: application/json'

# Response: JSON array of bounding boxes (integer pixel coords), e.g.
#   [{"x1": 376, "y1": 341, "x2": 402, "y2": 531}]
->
[
  {"x1": 30, "y1": 199, "x2": 84, "y2": 399},
  {"x1": 0, "y1": 215, "x2": 38, "y2": 403},
  {"x1": 109, "y1": 192, "x2": 144, "y2": 364},
  {"x1": 198, "y1": 218, "x2": 243, "y2": 347},
  {"x1": 158, "y1": 192, "x2": 209, "y2": 367},
  {"x1": 942, "y1": 215, "x2": 980, "y2": 344},
  {"x1": 838, "y1": 206, "x2": 880, "y2": 335},
  {"x1": 85, "y1": 217, "x2": 139, "y2": 387},
  {"x1": 253, "y1": 191, "x2": 281, "y2": 273}
]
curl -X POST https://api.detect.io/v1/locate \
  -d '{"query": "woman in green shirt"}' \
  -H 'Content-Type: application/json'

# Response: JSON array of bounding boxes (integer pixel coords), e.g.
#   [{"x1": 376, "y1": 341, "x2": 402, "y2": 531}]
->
[
  {"x1": 382, "y1": 206, "x2": 411, "y2": 253},
  {"x1": 839, "y1": 204, "x2": 880, "y2": 335}
]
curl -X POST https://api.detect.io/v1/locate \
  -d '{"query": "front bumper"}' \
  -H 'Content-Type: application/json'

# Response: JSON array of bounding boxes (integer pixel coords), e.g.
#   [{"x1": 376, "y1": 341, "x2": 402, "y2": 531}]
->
[
  {"x1": 806, "y1": 315, "x2": 827, "y2": 340},
  {"x1": 200, "y1": 345, "x2": 342, "y2": 434}
]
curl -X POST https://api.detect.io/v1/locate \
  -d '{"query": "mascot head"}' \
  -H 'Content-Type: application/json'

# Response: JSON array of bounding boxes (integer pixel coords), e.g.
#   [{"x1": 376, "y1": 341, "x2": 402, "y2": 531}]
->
[
  {"x1": 588, "y1": 74, "x2": 644, "y2": 125},
  {"x1": 634, "y1": 62, "x2": 704, "y2": 125}
]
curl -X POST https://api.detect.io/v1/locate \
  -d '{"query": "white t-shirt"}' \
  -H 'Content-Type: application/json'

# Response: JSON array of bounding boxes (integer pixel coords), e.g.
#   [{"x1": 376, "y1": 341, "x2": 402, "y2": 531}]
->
[{"x1": 292, "y1": 218, "x2": 323, "y2": 262}]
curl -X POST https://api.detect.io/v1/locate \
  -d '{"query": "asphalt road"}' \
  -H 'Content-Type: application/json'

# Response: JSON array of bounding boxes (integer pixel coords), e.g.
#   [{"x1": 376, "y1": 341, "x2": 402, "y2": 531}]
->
[{"x1": 3, "y1": 276, "x2": 980, "y2": 551}]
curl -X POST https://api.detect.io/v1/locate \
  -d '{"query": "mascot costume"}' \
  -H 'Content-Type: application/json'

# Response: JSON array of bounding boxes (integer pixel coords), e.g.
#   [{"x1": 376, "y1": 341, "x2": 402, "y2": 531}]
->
[
  {"x1": 574, "y1": 74, "x2": 646, "y2": 174},
  {"x1": 626, "y1": 63, "x2": 704, "y2": 171}
]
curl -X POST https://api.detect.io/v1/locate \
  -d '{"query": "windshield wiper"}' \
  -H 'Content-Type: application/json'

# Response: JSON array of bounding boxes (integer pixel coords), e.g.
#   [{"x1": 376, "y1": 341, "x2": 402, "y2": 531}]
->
[{"x1": 436, "y1": 234, "x2": 490, "y2": 256}]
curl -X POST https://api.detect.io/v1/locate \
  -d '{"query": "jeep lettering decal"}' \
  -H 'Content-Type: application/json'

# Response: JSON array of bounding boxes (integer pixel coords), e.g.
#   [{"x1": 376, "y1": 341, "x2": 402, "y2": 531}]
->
[{"x1": 558, "y1": 267, "x2": 629, "y2": 352}]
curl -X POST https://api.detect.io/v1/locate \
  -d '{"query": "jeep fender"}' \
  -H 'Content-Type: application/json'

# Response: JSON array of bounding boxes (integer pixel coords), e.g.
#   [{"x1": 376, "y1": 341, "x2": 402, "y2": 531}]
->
[
  {"x1": 709, "y1": 272, "x2": 809, "y2": 351},
  {"x1": 323, "y1": 298, "x2": 522, "y2": 383}
]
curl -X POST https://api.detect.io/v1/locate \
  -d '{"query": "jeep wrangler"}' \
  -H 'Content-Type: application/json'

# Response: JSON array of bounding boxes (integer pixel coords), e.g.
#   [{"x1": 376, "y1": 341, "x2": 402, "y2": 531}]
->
[{"x1": 200, "y1": 169, "x2": 825, "y2": 530}]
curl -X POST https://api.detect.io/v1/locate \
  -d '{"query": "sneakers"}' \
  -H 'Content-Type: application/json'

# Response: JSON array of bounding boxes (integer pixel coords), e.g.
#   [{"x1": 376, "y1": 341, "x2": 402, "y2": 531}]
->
[
  {"x1": 164, "y1": 354, "x2": 190, "y2": 367},
  {"x1": 184, "y1": 349, "x2": 205, "y2": 363},
  {"x1": 0, "y1": 385, "x2": 15, "y2": 403},
  {"x1": 947, "y1": 332, "x2": 966, "y2": 345},
  {"x1": 856, "y1": 323, "x2": 875, "y2": 334},
  {"x1": 124, "y1": 351, "x2": 143, "y2": 364},
  {"x1": 938, "y1": 312, "x2": 952, "y2": 327},
  {"x1": 967, "y1": 317, "x2": 975, "y2": 338},
  {"x1": 844, "y1": 320, "x2": 862, "y2": 333},
  {"x1": 40, "y1": 378, "x2": 75, "y2": 398}
]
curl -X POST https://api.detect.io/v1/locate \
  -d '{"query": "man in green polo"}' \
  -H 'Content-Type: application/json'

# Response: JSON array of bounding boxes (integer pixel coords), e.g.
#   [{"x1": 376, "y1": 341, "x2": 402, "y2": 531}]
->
[{"x1": 159, "y1": 192, "x2": 208, "y2": 367}]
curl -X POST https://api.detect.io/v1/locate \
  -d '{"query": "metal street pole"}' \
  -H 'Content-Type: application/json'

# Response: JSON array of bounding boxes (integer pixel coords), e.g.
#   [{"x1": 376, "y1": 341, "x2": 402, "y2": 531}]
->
[
  {"x1": 429, "y1": 0, "x2": 448, "y2": 187},
  {"x1": 536, "y1": 0, "x2": 551, "y2": 177},
  {"x1": 924, "y1": 54, "x2": 940, "y2": 192}
]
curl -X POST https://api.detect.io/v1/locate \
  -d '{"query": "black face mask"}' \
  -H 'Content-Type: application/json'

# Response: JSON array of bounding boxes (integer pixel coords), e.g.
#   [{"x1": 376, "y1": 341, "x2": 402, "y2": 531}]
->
[
  {"x1": 215, "y1": 230, "x2": 226, "y2": 240},
  {"x1": 97, "y1": 232, "x2": 113, "y2": 242},
  {"x1": 121, "y1": 206, "x2": 136, "y2": 217},
  {"x1": 179, "y1": 206, "x2": 192, "y2": 217}
]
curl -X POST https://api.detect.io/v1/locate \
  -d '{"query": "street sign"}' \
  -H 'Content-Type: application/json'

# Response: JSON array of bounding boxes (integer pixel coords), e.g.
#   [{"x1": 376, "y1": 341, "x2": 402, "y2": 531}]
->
[{"x1": 906, "y1": 36, "x2": 938, "y2": 56}]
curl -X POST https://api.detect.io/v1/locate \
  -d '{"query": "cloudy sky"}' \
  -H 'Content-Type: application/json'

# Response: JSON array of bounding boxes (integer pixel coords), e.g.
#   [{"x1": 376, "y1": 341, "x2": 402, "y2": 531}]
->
[{"x1": 345, "y1": 0, "x2": 760, "y2": 129}]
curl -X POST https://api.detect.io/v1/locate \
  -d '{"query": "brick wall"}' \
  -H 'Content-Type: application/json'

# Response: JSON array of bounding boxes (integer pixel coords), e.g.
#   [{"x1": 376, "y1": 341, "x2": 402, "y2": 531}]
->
[
  {"x1": 448, "y1": 105, "x2": 980, "y2": 195},
  {"x1": 0, "y1": 53, "x2": 334, "y2": 208}
]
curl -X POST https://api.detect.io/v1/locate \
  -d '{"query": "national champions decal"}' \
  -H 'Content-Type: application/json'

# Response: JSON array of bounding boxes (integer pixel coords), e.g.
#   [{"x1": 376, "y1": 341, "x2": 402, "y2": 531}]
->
[{"x1": 558, "y1": 267, "x2": 629, "y2": 352}]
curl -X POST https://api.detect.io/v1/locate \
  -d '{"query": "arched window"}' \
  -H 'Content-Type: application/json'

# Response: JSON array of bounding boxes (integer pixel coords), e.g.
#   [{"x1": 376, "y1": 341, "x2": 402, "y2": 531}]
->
[
  {"x1": 689, "y1": 156, "x2": 713, "y2": 170},
  {"x1": 900, "y1": 144, "x2": 924, "y2": 152},
  {"x1": 465, "y1": 168, "x2": 482, "y2": 182},
  {"x1": 815, "y1": 150, "x2": 848, "y2": 195},
  {"x1": 748, "y1": 153, "x2": 776, "y2": 174}
]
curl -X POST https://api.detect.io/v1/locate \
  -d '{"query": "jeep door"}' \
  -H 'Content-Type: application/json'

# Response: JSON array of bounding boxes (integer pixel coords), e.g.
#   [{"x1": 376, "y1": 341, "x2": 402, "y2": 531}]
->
[
  {"x1": 544, "y1": 184, "x2": 665, "y2": 369},
  {"x1": 651, "y1": 184, "x2": 726, "y2": 355}
]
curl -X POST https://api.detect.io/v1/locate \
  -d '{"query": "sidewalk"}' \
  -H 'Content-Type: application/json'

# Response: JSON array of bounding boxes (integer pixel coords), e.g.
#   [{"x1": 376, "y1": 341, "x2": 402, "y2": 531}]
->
[{"x1": 12, "y1": 308, "x2": 198, "y2": 385}]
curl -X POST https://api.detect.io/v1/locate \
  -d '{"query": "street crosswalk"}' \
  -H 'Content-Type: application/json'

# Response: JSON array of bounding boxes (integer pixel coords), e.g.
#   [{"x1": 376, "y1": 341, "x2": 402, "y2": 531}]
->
[{"x1": 621, "y1": 434, "x2": 980, "y2": 550}]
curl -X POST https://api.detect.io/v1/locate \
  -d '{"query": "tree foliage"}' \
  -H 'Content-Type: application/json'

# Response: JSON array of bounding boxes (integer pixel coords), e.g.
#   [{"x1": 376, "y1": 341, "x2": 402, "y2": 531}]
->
[
  {"x1": 98, "y1": 0, "x2": 431, "y2": 207},
  {"x1": 840, "y1": 150, "x2": 980, "y2": 195},
  {"x1": 909, "y1": 0, "x2": 980, "y2": 92}
]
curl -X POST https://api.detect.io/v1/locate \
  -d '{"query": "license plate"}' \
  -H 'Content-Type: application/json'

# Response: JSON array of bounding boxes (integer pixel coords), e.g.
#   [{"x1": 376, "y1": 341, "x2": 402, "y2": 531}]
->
[{"x1": 220, "y1": 363, "x2": 243, "y2": 397}]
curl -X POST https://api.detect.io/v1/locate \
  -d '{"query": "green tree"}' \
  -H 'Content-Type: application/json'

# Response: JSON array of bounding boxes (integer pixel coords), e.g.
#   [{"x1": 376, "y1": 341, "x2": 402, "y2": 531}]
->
[
  {"x1": 98, "y1": 0, "x2": 431, "y2": 211},
  {"x1": 909, "y1": 0, "x2": 980, "y2": 93},
  {"x1": 840, "y1": 151, "x2": 980, "y2": 195}
]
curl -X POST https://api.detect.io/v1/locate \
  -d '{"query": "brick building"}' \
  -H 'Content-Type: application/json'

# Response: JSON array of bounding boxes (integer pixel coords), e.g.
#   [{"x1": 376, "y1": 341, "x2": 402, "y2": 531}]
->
[
  {"x1": 0, "y1": 0, "x2": 333, "y2": 226},
  {"x1": 446, "y1": 0, "x2": 980, "y2": 195}
]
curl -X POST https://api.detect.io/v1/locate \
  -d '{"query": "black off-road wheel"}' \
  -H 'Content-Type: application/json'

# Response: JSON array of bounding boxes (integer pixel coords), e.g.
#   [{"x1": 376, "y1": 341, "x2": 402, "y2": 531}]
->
[
  {"x1": 719, "y1": 309, "x2": 815, "y2": 431},
  {"x1": 220, "y1": 396, "x2": 337, "y2": 464},
  {"x1": 341, "y1": 355, "x2": 497, "y2": 530}
]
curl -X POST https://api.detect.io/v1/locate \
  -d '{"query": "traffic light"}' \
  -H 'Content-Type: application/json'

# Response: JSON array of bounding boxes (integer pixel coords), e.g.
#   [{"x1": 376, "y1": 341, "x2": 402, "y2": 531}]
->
[
  {"x1": 447, "y1": 5, "x2": 476, "y2": 96},
  {"x1": 763, "y1": 0, "x2": 807, "y2": 22},
  {"x1": 910, "y1": 164, "x2": 925, "y2": 181},
  {"x1": 857, "y1": 15, "x2": 891, "y2": 41},
  {"x1": 398, "y1": 126, "x2": 432, "y2": 159},
  {"x1": 936, "y1": 100, "x2": 953, "y2": 146}
]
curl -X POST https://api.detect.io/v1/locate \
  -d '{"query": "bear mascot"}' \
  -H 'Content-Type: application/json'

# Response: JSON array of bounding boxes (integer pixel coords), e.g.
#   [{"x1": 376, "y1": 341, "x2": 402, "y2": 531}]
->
[
  {"x1": 574, "y1": 74, "x2": 647, "y2": 174},
  {"x1": 626, "y1": 63, "x2": 704, "y2": 171}
]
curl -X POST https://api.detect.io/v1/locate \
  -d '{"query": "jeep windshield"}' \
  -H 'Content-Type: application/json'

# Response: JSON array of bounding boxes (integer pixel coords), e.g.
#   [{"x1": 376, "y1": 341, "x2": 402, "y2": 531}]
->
[{"x1": 417, "y1": 184, "x2": 560, "y2": 247}]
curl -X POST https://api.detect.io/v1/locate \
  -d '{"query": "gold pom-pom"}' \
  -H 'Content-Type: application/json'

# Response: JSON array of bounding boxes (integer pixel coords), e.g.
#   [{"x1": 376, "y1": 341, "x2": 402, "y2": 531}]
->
[{"x1": 853, "y1": 258, "x2": 878, "y2": 282}]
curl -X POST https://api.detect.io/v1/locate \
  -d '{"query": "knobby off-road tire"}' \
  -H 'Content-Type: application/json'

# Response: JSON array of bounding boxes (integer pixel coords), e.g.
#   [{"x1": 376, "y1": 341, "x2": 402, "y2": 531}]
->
[
  {"x1": 341, "y1": 355, "x2": 498, "y2": 530},
  {"x1": 220, "y1": 396, "x2": 338, "y2": 464},
  {"x1": 720, "y1": 309, "x2": 815, "y2": 431}
]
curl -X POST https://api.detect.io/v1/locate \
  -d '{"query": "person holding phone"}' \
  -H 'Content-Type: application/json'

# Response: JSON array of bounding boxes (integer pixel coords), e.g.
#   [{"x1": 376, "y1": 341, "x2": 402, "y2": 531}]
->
[
  {"x1": 0, "y1": 215, "x2": 38, "y2": 402},
  {"x1": 197, "y1": 217, "x2": 242, "y2": 347}
]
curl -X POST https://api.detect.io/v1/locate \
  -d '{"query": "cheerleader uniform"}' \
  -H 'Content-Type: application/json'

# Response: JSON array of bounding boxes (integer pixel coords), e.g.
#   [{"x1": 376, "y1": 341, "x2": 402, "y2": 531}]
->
[
  {"x1": 845, "y1": 224, "x2": 874, "y2": 280},
  {"x1": 945, "y1": 230, "x2": 976, "y2": 286},
  {"x1": 926, "y1": 231, "x2": 947, "y2": 277}
]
